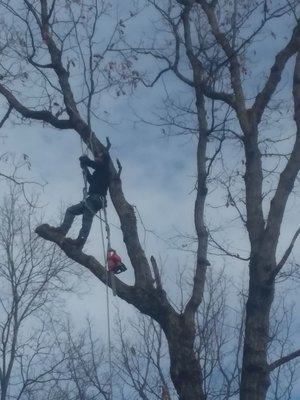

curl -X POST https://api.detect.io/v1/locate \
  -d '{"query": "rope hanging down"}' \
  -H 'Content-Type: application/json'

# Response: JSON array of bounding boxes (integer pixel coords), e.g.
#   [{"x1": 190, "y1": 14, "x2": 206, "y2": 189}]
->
[
  {"x1": 100, "y1": 199, "x2": 126, "y2": 289},
  {"x1": 79, "y1": 135, "x2": 126, "y2": 400},
  {"x1": 99, "y1": 204, "x2": 114, "y2": 400}
]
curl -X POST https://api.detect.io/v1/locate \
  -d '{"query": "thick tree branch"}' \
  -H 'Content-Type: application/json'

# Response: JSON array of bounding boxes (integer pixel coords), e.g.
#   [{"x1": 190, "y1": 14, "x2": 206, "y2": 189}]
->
[
  {"x1": 201, "y1": 1, "x2": 247, "y2": 122},
  {"x1": 263, "y1": 53, "x2": 300, "y2": 260},
  {"x1": 181, "y1": 3, "x2": 235, "y2": 108},
  {"x1": 185, "y1": 91, "x2": 209, "y2": 316},
  {"x1": 35, "y1": 224, "x2": 133, "y2": 300},
  {"x1": 109, "y1": 177, "x2": 154, "y2": 289},
  {"x1": 40, "y1": 0, "x2": 79, "y2": 120},
  {"x1": 0, "y1": 84, "x2": 72, "y2": 129},
  {"x1": 251, "y1": 21, "x2": 300, "y2": 124},
  {"x1": 5, "y1": 2, "x2": 156, "y2": 294},
  {"x1": 35, "y1": 224, "x2": 174, "y2": 324}
]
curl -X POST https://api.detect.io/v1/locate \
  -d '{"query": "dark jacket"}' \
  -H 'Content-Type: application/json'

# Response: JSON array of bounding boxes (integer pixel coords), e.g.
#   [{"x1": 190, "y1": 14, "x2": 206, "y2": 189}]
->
[{"x1": 80, "y1": 154, "x2": 110, "y2": 196}]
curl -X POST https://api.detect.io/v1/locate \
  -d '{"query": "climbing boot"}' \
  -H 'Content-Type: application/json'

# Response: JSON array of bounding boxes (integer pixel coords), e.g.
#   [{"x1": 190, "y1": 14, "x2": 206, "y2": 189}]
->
[{"x1": 48, "y1": 226, "x2": 66, "y2": 235}]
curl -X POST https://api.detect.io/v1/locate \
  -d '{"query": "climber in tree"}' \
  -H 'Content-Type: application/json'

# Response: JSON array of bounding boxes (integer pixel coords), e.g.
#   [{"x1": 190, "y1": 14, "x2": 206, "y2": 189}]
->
[{"x1": 52, "y1": 150, "x2": 110, "y2": 248}]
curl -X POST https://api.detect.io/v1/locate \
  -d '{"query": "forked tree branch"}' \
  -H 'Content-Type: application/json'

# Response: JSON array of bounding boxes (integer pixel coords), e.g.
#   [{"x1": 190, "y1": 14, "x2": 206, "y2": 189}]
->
[
  {"x1": 35, "y1": 224, "x2": 174, "y2": 325},
  {"x1": 263, "y1": 53, "x2": 300, "y2": 259},
  {"x1": 251, "y1": 21, "x2": 300, "y2": 124},
  {"x1": 0, "y1": 84, "x2": 72, "y2": 129},
  {"x1": 35, "y1": 224, "x2": 133, "y2": 298}
]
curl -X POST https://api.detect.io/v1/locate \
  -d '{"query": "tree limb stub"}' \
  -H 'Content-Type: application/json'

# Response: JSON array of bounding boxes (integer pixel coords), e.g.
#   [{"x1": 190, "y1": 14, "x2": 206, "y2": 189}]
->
[{"x1": 150, "y1": 255, "x2": 162, "y2": 290}]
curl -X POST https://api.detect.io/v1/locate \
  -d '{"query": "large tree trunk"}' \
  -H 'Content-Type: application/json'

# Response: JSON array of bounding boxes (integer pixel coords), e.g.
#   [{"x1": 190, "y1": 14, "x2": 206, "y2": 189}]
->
[
  {"x1": 36, "y1": 223, "x2": 206, "y2": 400},
  {"x1": 164, "y1": 313, "x2": 205, "y2": 400},
  {"x1": 240, "y1": 256, "x2": 275, "y2": 400},
  {"x1": 239, "y1": 54, "x2": 300, "y2": 395}
]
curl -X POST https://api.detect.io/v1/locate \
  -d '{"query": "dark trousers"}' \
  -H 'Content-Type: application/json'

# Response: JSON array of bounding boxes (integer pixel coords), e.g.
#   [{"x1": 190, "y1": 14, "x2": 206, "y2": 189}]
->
[{"x1": 61, "y1": 195, "x2": 104, "y2": 240}]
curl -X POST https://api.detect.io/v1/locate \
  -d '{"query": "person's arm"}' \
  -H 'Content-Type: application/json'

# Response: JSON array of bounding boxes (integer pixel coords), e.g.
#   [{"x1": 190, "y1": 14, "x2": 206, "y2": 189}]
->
[
  {"x1": 79, "y1": 156, "x2": 91, "y2": 182},
  {"x1": 79, "y1": 155, "x2": 101, "y2": 170}
]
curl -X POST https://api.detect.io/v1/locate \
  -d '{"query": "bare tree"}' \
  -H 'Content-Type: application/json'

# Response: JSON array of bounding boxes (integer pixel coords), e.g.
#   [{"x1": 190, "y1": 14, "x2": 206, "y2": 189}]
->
[
  {"x1": 113, "y1": 1, "x2": 300, "y2": 399},
  {"x1": 0, "y1": 1, "x2": 300, "y2": 400},
  {"x1": 113, "y1": 311, "x2": 175, "y2": 400},
  {"x1": 36, "y1": 318, "x2": 112, "y2": 400},
  {"x1": 268, "y1": 298, "x2": 300, "y2": 400},
  {"x1": 112, "y1": 267, "x2": 299, "y2": 400},
  {"x1": 0, "y1": 182, "x2": 75, "y2": 400},
  {"x1": 0, "y1": 153, "x2": 45, "y2": 205}
]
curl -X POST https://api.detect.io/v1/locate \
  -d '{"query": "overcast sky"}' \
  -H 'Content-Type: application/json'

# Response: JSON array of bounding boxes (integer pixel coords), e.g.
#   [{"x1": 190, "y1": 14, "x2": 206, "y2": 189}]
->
[{"x1": 1, "y1": 0, "x2": 300, "y2": 398}]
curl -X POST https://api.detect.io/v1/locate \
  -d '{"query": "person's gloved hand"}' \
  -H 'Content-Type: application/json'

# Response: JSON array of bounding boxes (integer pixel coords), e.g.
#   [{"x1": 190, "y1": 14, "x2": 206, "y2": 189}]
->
[{"x1": 79, "y1": 155, "x2": 89, "y2": 168}]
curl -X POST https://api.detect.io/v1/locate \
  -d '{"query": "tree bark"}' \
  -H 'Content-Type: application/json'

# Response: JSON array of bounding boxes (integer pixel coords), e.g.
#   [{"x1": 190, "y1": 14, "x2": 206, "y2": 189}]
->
[
  {"x1": 240, "y1": 51, "x2": 300, "y2": 399},
  {"x1": 164, "y1": 314, "x2": 205, "y2": 400},
  {"x1": 240, "y1": 256, "x2": 274, "y2": 400}
]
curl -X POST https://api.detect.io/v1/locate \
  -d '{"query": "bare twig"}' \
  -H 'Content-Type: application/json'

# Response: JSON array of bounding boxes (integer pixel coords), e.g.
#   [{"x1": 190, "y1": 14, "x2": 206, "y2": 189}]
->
[{"x1": 0, "y1": 104, "x2": 12, "y2": 128}]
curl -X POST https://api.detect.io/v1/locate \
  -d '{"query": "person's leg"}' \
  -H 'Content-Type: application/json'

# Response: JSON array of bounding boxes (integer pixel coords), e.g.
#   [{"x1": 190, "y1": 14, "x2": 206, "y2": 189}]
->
[
  {"x1": 60, "y1": 202, "x2": 84, "y2": 235},
  {"x1": 65, "y1": 196, "x2": 103, "y2": 248},
  {"x1": 77, "y1": 196, "x2": 102, "y2": 242}
]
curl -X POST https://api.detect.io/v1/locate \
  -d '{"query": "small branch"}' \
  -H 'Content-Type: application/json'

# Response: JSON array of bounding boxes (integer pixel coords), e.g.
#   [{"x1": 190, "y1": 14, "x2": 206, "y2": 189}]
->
[
  {"x1": 0, "y1": 172, "x2": 44, "y2": 188},
  {"x1": 269, "y1": 349, "x2": 300, "y2": 372},
  {"x1": 272, "y1": 228, "x2": 300, "y2": 278},
  {"x1": 209, "y1": 231, "x2": 250, "y2": 261},
  {"x1": 116, "y1": 159, "x2": 122, "y2": 178},
  {"x1": 28, "y1": 56, "x2": 54, "y2": 69},
  {"x1": 0, "y1": 105, "x2": 13, "y2": 128},
  {"x1": 140, "y1": 66, "x2": 174, "y2": 88}
]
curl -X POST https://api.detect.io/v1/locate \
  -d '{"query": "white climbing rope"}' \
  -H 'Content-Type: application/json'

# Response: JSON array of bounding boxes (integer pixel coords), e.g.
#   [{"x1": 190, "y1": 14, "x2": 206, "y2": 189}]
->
[
  {"x1": 80, "y1": 135, "x2": 114, "y2": 399},
  {"x1": 99, "y1": 202, "x2": 114, "y2": 400}
]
